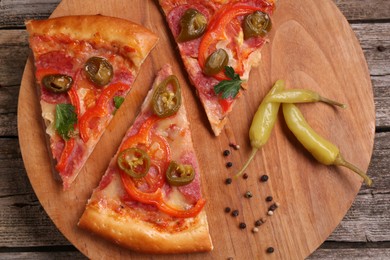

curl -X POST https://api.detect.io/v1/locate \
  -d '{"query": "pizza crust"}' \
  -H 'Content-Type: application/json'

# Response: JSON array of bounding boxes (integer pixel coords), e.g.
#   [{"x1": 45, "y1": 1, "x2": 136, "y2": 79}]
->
[
  {"x1": 25, "y1": 15, "x2": 158, "y2": 68},
  {"x1": 78, "y1": 203, "x2": 213, "y2": 254}
]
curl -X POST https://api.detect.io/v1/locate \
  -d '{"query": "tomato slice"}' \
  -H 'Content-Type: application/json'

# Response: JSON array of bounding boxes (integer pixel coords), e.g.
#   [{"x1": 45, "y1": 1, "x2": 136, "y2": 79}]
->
[
  {"x1": 158, "y1": 198, "x2": 206, "y2": 218},
  {"x1": 120, "y1": 116, "x2": 170, "y2": 193},
  {"x1": 119, "y1": 115, "x2": 206, "y2": 218},
  {"x1": 121, "y1": 170, "x2": 206, "y2": 218},
  {"x1": 73, "y1": 69, "x2": 100, "y2": 113},
  {"x1": 68, "y1": 87, "x2": 81, "y2": 117},
  {"x1": 145, "y1": 132, "x2": 171, "y2": 191},
  {"x1": 219, "y1": 97, "x2": 234, "y2": 113},
  {"x1": 55, "y1": 138, "x2": 75, "y2": 173},
  {"x1": 119, "y1": 116, "x2": 167, "y2": 201},
  {"x1": 79, "y1": 82, "x2": 130, "y2": 142},
  {"x1": 120, "y1": 115, "x2": 160, "y2": 151},
  {"x1": 120, "y1": 171, "x2": 163, "y2": 204},
  {"x1": 198, "y1": 4, "x2": 269, "y2": 80}
]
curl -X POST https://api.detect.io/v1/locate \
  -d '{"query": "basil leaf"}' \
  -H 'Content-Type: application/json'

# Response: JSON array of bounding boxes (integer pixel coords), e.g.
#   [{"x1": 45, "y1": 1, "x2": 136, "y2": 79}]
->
[
  {"x1": 55, "y1": 104, "x2": 77, "y2": 140},
  {"x1": 214, "y1": 80, "x2": 242, "y2": 99},
  {"x1": 213, "y1": 66, "x2": 243, "y2": 99},
  {"x1": 225, "y1": 66, "x2": 235, "y2": 79},
  {"x1": 114, "y1": 96, "x2": 125, "y2": 109}
]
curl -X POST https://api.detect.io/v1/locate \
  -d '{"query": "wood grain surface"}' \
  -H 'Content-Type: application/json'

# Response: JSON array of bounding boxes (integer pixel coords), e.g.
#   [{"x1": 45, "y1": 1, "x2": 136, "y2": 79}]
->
[{"x1": 17, "y1": 0, "x2": 376, "y2": 259}]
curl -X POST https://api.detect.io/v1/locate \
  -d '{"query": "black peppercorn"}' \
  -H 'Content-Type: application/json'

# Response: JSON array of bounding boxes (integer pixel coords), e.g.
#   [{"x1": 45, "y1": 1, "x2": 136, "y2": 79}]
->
[
  {"x1": 266, "y1": 247, "x2": 274, "y2": 253},
  {"x1": 229, "y1": 143, "x2": 240, "y2": 150},
  {"x1": 377, "y1": 45, "x2": 386, "y2": 52},
  {"x1": 260, "y1": 174, "x2": 269, "y2": 182},
  {"x1": 225, "y1": 207, "x2": 231, "y2": 213},
  {"x1": 244, "y1": 191, "x2": 253, "y2": 198},
  {"x1": 226, "y1": 162, "x2": 233, "y2": 168},
  {"x1": 239, "y1": 222, "x2": 247, "y2": 229},
  {"x1": 243, "y1": 173, "x2": 249, "y2": 179},
  {"x1": 255, "y1": 220, "x2": 263, "y2": 227},
  {"x1": 269, "y1": 204, "x2": 277, "y2": 211},
  {"x1": 223, "y1": 150, "x2": 230, "y2": 156},
  {"x1": 232, "y1": 210, "x2": 239, "y2": 217},
  {"x1": 225, "y1": 178, "x2": 232, "y2": 184},
  {"x1": 266, "y1": 196, "x2": 273, "y2": 202}
]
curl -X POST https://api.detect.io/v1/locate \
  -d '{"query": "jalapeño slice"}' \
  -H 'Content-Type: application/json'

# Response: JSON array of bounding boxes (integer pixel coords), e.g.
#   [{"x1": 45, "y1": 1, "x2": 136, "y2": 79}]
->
[
  {"x1": 152, "y1": 75, "x2": 182, "y2": 118},
  {"x1": 243, "y1": 11, "x2": 272, "y2": 40},
  {"x1": 166, "y1": 161, "x2": 195, "y2": 186},
  {"x1": 177, "y1": 8, "x2": 207, "y2": 42},
  {"x1": 42, "y1": 74, "x2": 73, "y2": 93},
  {"x1": 84, "y1": 56, "x2": 113, "y2": 87},
  {"x1": 117, "y1": 148, "x2": 150, "y2": 178}
]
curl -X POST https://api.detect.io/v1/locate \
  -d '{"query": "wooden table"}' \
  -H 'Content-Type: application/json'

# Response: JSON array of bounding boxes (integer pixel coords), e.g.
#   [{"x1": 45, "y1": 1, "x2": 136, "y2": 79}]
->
[{"x1": 0, "y1": 0, "x2": 389, "y2": 259}]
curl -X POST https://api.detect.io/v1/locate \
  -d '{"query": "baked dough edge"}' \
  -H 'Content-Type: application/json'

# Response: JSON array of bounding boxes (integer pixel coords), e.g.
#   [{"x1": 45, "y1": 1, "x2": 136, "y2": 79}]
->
[
  {"x1": 25, "y1": 15, "x2": 159, "y2": 68},
  {"x1": 78, "y1": 203, "x2": 213, "y2": 254}
]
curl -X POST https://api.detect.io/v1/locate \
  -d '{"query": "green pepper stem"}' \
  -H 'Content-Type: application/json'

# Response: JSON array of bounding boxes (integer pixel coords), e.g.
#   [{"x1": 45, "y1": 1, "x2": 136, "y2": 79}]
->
[
  {"x1": 234, "y1": 148, "x2": 258, "y2": 179},
  {"x1": 334, "y1": 154, "x2": 372, "y2": 186},
  {"x1": 319, "y1": 96, "x2": 347, "y2": 109}
]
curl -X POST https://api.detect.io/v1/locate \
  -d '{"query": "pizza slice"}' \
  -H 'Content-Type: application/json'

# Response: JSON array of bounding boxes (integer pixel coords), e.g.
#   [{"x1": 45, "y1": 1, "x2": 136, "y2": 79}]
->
[
  {"x1": 158, "y1": 0, "x2": 275, "y2": 135},
  {"x1": 25, "y1": 15, "x2": 158, "y2": 189},
  {"x1": 78, "y1": 64, "x2": 213, "y2": 253}
]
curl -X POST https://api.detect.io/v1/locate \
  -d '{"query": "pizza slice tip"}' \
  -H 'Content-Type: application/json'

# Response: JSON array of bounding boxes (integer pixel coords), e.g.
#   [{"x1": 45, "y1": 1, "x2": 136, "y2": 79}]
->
[{"x1": 158, "y1": 0, "x2": 276, "y2": 136}]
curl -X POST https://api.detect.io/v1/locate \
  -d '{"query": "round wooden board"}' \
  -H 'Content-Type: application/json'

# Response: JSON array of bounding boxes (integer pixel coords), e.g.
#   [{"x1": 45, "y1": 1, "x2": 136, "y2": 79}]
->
[{"x1": 18, "y1": 0, "x2": 375, "y2": 259}]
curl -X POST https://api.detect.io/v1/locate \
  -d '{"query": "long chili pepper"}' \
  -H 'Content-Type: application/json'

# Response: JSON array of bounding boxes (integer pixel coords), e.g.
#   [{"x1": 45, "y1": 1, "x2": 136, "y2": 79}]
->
[
  {"x1": 234, "y1": 80, "x2": 285, "y2": 178},
  {"x1": 282, "y1": 103, "x2": 372, "y2": 186},
  {"x1": 266, "y1": 89, "x2": 347, "y2": 108}
]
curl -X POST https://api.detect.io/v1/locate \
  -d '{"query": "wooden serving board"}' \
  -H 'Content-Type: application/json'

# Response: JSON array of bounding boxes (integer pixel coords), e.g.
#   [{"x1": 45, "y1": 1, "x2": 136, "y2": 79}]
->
[{"x1": 18, "y1": 0, "x2": 375, "y2": 259}]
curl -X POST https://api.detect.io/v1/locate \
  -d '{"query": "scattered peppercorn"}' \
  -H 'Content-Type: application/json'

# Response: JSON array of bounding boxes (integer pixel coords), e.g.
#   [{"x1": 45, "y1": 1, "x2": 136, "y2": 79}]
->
[
  {"x1": 225, "y1": 178, "x2": 232, "y2": 184},
  {"x1": 239, "y1": 222, "x2": 247, "y2": 229},
  {"x1": 266, "y1": 196, "x2": 273, "y2": 202},
  {"x1": 243, "y1": 173, "x2": 249, "y2": 179},
  {"x1": 269, "y1": 204, "x2": 277, "y2": 211},
  {"x1": 225, "y1": 207, "x2": 231, "y2": 213},
  {"x1": 229, "y1": 143, "x2": 240, "y2": 150},
  {"x1": 267, "y1": 210, "x2": 274, "y2": 216},
  {"x1": 252, "y1": 227, "x2": 259, "y2": 233},
  {"x1": 377, "y1": 45, "x2": 386, "y2": 52},
  {"x1": 223, "y1": 150, "x2": 231, "y2": 156},
  {"x1": 227, "y1": 257, "x2": 234, "y2": 260},
  {"x1": 260, "y1": 174, "x2": 269, "y2": 182},
  {"x1": 244, "y1": 191, "x2": 253, "y2": 198},
  {"x1": 226, "y1": 162, "x2": 233, "y2": 168},
  {"x1": 232, "y1": 210, "x2": 239, "y2": 217},
  {"x1": 255, "y1": 219, "x2": 263, "y2": 227},
  {"x1": 266, "y1": 247, "x2": 275, "y2": 254}
]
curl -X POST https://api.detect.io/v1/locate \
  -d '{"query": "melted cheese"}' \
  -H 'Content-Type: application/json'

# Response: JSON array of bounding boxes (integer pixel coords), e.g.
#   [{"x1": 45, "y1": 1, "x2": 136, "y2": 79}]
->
[
  {"x1": 76, "y1": 87, "x2": 89, "y2": 115},
  {"x1": 215, "y1": 40, "x2": 238, "y2": 72},
  {"x1": 165, "y1": 187, "x2": 192, "y2": 209},
  {"x1": 40, "y1": 100, "x2": 56, "y2": 137}
]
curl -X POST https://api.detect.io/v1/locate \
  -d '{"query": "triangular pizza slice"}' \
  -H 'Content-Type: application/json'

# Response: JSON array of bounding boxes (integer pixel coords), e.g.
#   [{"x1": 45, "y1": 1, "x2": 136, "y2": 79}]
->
[
  {"x1": 158, "y1": 0, "x2": 275, "y2": 135},
  {"x1": 26, "y1": 15, "x2": 158, "y2": 189},
  {"x1": 78, "y1": 64, "x2": 213, "y2": 253}
]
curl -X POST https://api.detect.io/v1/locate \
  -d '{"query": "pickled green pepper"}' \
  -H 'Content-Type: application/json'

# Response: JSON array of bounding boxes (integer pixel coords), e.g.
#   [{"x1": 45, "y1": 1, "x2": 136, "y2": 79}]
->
[
  {"x1": 235, "y1": 80, "x2": 285, "y2": 178},
  {"x1": 266, "y1": 89, "x2": 347, "y2": 108},
  {"x1": 282, "y1": 103, "x2": 372, "y2": 186}
]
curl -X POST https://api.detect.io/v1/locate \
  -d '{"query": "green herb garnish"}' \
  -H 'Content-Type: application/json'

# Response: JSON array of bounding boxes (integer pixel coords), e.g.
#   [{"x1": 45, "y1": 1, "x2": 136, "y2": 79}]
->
[
  {"x1": 55, "y1": 104, "x2": 77, "y2": 140},
  {"x1": 214, "y1": 66, "x2": 243, "y2": 99},
  {"x1": 114, "y1": 96, "x2": 125, "y2": 109}
]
